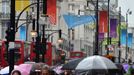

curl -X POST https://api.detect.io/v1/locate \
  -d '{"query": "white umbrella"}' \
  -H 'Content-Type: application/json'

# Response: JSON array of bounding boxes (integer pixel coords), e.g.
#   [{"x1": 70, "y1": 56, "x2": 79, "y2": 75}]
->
[
  {"x1": 76, "y1": 55, "x2": 117, "y2": 70},
  {"x1": 0, "y1": 65, "x2": 18, "y2": 74}
]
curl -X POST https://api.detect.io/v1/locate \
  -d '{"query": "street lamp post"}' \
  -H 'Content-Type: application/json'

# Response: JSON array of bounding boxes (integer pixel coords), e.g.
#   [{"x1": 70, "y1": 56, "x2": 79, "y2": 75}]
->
[
  {"x1": 118, "y1": 7, "x2": 121, "y2": 63},
  {"x1": 34, "y1": 0, "x2": 41, "y2": 62},
  {"x1": 94, "y1": 0, "x2": 99, "y2": 55},
  {"x1": 125, "y1": 9, "x2": 132, "y2": 60},
  {"x1": 8, "y1": 0, "x2": 15, "y2": 74},
  {"x1": 107, "y1": 0, "x2": 110, "y2": 55}
]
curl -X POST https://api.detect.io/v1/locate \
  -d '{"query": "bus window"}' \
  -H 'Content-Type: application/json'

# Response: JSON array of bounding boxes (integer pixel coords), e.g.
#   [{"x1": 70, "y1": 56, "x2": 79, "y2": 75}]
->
[
  {"x1": 14, "y1": 48, "x2": 21, "y2": 63},
  {"x1": 3, "y1": 48, "x2": 21, "y2": 62},
  {"x1": 70, "y1": 51, "x2": 84, "y2": 59}
]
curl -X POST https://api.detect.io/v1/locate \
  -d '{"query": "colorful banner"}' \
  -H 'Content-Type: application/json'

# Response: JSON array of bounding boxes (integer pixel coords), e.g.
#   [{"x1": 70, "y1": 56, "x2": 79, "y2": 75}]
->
[
  {"x1": 121, "y1": 29, "x2": 127, "y2": 46},
  {"x1": 99, "y1": 11, "x2": 108, "y2": 33},
  {"x1": 99, "y1": 33, "x2": 104, "y2": 41},
  {"x1": 47, "y1": 0, "x2": 56, "y2": 25},
  {"x1": 110, "y1": 19, "x2": 117, "y2": 38},
  {"x1": 128, "y1": 33, "x2": 133, "y2": 48},
  {"x1": 20, "y1": 26, "x2": 26, "y2": 41},
  {"x1": 16, "y1": 0, "x2": 30, "y2": 12},
  {"x1": 63, "y1": 14, "x2": 95, "y2": 28},
  {"x1": 132, "y1": 37, "x2": 134, "y2": 49}
]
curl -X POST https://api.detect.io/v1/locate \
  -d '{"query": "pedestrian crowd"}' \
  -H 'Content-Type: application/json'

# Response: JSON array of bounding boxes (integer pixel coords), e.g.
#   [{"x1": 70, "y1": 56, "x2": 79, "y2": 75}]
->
[{"x1": 10, "y1": 65, "x2": 73, "y2": 75}]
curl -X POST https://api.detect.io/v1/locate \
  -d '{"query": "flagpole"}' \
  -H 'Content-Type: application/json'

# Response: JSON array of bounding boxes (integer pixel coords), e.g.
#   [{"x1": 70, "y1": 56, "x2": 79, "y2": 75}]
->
[
  {"x1": 118, "y1": 7, "x2": 121, "y2": 63},
  {"x1": 94, "y1": 0, "x2": 99, "y2": 55},
  {"x1": 107, "y1": 0, "x2": 110, "y2": 55}
]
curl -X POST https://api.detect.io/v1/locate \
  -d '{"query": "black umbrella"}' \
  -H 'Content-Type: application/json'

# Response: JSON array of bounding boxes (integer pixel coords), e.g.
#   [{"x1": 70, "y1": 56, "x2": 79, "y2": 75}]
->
[{"x1": 62, "y1": 58, "x2": 83, "y2": 70}]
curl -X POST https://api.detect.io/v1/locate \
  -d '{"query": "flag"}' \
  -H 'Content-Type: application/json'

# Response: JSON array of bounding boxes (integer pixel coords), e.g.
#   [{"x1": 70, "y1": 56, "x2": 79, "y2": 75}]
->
[
  {"x1": 20, "y1": 26, "x2": 26, "y2": 41},
  {"x1": 99, "y1": 33, "x2": 104, "y2": 41},
  {"x1": 99, "y1": 11, "x2": 108, "y2": 33},
  {"x1": 47, "y1": 0, "x2": 56, "y2": 25},
  {"x1": 121, "y1": 29, "x2": 127, "y2": 46},
  {"x1": 110, "y1": 19, "x2": 117, "y2": 38},
  {"x1": 16, "y1": 0, "x2": 30, "y2": 12},
  {"x1": 128, "y1": 33, "x2": 133, "y2": 48},
  {"x1": 63, "y1": 14, "x2": 95, "y2": 28}
]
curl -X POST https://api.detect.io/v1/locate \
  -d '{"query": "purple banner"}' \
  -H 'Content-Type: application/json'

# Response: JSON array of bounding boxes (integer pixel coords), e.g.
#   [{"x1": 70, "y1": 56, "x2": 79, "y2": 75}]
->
[
  {"x1": 99, "y1": 33, "x2": 104, "y2": 41},
  {"x1": 110, "y1": 19, "x2": 117, "y2": 38}
]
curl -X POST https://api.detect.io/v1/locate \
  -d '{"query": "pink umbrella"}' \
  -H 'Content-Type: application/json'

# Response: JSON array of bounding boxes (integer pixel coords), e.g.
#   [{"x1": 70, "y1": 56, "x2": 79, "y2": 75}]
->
[{"x1": 14, "y1": 64, "x2": 33, "y2": 75}]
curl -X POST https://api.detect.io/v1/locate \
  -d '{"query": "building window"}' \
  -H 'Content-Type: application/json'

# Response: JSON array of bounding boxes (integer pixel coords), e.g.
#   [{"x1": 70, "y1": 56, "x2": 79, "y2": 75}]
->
[
  {"x1": 2, "y1": 0, "x2": 10, "y2": 13},
  {"x1": 2, "y1": 21, "x2": 9, "y2": 39}
]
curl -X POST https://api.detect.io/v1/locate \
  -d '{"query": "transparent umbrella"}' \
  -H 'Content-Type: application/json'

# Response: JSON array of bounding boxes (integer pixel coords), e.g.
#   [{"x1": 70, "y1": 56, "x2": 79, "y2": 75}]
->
[
  {"x1": 14, "y1": 64, "x2": 33, "y2": 75},
  {"x1": 0, "y1": 65, "x2": 18, "y2": 75},
  {"x1": 63, "y1": 55, "x2": 119, "y2": 74},
  {"x1": 14, "y1": 62, "x2": 47, "y2": 75}
]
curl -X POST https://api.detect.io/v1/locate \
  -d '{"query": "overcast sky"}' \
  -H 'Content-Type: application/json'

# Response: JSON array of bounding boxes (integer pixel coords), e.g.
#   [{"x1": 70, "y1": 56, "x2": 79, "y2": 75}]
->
[{"x1": 118, "y1": 0, "x2": 134, "y2": 27}]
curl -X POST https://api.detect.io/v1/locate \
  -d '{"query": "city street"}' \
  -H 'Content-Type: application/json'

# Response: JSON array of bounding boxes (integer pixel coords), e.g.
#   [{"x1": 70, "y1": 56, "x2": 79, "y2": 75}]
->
[{"x1": 0, "y1": 0, "x2": 134, "y2": 75}]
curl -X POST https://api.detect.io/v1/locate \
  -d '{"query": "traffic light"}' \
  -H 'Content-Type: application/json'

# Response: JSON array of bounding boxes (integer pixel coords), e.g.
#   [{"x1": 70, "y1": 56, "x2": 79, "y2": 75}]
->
[
  {"x1": 42, "y1": 38, "x2": 47, "y2": 55},
  {"x1": 5, "y1": 29, "x2": 15, "y2": 42},
  {"x1": 5, "y1": 30, "x2": 10, "y2": 41},
  {"x1": 43, "y1": 0, "x2": 47, "y2": 15},
  {"x1": 59, "y1": 29, "x2": 62, "y2": 39}
]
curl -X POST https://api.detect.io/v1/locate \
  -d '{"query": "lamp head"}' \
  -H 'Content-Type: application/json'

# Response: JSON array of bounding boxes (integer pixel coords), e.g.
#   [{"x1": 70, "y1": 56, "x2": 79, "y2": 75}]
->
[
  {"x1": 58, "y1": 38, "x2": 63, "y2": 44},
  {"x1": 31, "y1": 30, "x2": 37, "y2": 37}
]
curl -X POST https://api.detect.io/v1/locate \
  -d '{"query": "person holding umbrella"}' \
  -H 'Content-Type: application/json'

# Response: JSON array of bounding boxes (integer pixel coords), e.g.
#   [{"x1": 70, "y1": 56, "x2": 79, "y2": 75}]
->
[
  {"x1": 60, "y1": 70, "x2": 73, "y2": 75},
  {"x1": 11, "y1": 70, "x2": 21, "y2": 75},
  {"x1": 41, "y1": 65, "x2": 50, "y2": 75}
]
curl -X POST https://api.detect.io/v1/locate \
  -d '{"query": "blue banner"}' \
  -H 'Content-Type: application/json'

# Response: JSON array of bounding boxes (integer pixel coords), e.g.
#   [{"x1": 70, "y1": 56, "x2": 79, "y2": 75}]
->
[
  {"x1": 20, "y1": 26, "x2": 26, "y2": 41},
  {"x1": 121, "y1": 29, "x2": 127, "y2": 46},
  {"x1": 63, "y1": 14, "x2": 95, "y2": 28},
  {"x1": 128, "y1": 33, "x2": 133, "y2": 48}
]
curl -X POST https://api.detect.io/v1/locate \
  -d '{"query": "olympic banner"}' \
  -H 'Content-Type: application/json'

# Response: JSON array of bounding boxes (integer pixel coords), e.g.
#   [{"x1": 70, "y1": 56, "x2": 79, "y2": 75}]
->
[
  {"x1": 110, "y1": 19, "x2": 117, "y2": 38},
  {"x1": 99, "y1": 11, "x2": 108, "y2": 33},
  {"x1": 128, "y1": 33, "x2": 133, "y2": 48},
  {"x1": 99, "y1": 33, "x2": 104, "y2": 41},
  {"x1": 47, "y1": 0, "x2": 56, "y2": 25},
  {"x1": 20, "y1": 26, "x2": 26, "y2": 41},
  {"x1": 121, "y1": 29, "x2": 127, "y2": 46},
  {"x1": 63, "y1": 14, "x2": 94, "y2": 28},
  {"x1": 16, "y1": 0, "x2": 30, "y2": 12}
]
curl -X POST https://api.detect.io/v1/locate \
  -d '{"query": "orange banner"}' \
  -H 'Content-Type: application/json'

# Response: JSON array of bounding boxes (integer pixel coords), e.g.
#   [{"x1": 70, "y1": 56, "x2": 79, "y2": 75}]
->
[
  {"x1": 99, "y1": 11, "x2": 108, "y2": 33},
  {"x1": 16, "y1": 0, "x2": 30, "y2": 12},
  {"x1": 47, "y1": 0, "x2": 56, "y2": 25}
]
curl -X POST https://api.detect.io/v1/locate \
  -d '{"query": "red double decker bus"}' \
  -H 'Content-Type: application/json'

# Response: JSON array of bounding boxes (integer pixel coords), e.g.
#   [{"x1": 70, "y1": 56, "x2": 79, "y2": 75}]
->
[
  {"x1": 70, "y1": 51, "x2": 85, "y2": 59},
  {"x1": 0, "y1": 40, "x2": 25, "y2": 67},
  {"x1": 30, "y1": 42, "x2": 52, "y2": 66},
  {"x1": 0, "y1": 40, "x2": 53, "y2": 67}
]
